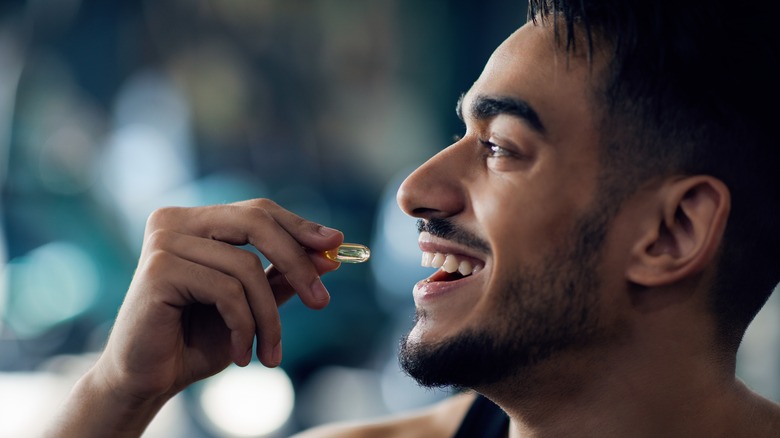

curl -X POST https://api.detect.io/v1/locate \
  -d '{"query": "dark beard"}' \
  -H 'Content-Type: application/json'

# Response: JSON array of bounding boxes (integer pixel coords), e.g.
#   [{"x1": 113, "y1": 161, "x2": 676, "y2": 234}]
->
[{"x1": 399, "y1": 206, "x2": 610, "y2": 389}]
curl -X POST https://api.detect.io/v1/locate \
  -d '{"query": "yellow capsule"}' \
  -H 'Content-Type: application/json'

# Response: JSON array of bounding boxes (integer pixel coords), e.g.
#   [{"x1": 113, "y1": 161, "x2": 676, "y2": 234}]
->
[{"x1": 324, "y1": 243, "x2": 371, "y2": 263}]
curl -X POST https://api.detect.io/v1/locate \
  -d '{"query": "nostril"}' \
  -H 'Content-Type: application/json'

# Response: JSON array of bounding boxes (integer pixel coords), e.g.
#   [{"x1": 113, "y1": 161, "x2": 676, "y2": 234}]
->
[{"x1": 412, "y1": 207, "x2": 443, "y2": 218}]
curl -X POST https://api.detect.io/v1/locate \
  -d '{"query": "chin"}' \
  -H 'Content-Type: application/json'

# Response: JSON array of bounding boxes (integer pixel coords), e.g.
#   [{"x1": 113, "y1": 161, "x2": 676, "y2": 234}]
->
[{"x1": 398, "y1": 323, "x2": 515, "y2": 389}]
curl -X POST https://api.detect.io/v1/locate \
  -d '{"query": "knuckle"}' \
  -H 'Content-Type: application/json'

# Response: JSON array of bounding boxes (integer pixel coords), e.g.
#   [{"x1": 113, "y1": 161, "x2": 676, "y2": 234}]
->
[
  {"x1": 146, "y1": 206, "x2": 180, "y2": 231},
  {"x1": 253, "y1": 198, "x2": 279, "y2": 211},
  {"x1": 145, "y1": 228, "x2": 174, "y2": 250},
  {"x1": 238, "y1": 250, "x2": 264, "y2": 272},
  {"x1": 222, "y1": 276, "x2": 246, "y2": 299},
  {"x1": 245, "y1": 205, "x2": 274, "y2": 228},
  {"x1": 143, "y1": 249, "x2": 175, "y2": 277}
]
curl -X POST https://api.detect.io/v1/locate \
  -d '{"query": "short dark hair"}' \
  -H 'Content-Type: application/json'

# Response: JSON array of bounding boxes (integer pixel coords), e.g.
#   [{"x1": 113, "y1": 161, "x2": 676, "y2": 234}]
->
[{"x1": 528, "y1": 0, "x2": 780, "y2": 349}]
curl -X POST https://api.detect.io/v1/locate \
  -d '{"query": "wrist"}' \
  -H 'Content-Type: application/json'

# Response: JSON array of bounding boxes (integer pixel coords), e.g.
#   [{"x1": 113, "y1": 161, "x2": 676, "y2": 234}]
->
[
  {"x1": 46, "y1": 365, "x2": 173, "y2": 437},
  {"x1": 92, "y1": 366, "x2": 171, "y2": 409}
]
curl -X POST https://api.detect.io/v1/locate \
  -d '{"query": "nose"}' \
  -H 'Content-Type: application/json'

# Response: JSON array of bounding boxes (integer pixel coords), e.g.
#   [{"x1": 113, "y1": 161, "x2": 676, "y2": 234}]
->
[{"x1": 396, "y1": 142, "x2": 467, "y2": 220}]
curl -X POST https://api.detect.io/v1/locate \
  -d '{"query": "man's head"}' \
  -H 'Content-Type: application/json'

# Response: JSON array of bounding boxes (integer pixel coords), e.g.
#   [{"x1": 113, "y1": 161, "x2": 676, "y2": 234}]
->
[
  {"x1": 526, "y1": 0, "x2": 780, "y2": 349},
  {"x1": 395, "y1": 0, "x2": 780, "y2": 391}
]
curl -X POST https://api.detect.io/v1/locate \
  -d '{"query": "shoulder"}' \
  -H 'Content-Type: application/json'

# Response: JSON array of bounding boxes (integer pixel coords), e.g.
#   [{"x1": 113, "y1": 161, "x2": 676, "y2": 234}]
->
[
  {"x1": 742, "y1": 393, "x2": 780, "y2": 437},
  {"x1": 291, "y1": 391, "x2": 477, "y2": 438},
  {"x1": 721, "y1": 382, "x2": 780, "y2": 437}
]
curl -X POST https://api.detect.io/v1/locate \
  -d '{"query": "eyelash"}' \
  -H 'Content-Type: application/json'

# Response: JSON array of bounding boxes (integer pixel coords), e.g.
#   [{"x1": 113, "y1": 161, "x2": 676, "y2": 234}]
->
[
  {"x1": 479, "y1": 138, "x2": 513, "y2": 158},
  {"x1": 452, "y1": 134, "x2": 516, "y2": 160}
]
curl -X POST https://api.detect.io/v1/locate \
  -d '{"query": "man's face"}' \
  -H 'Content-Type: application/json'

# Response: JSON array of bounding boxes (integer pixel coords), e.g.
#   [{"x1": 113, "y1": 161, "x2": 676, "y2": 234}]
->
[{"x1": 395, "y1": 21, "x2": 616, "y2": 388}]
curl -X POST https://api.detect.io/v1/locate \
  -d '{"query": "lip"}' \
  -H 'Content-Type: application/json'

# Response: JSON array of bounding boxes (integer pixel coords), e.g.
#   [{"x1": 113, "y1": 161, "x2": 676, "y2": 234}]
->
[
  {"x1": 413, "y1": 232, "x2": 488, "y2": 303},
  {"x1": 413, "y1": 272, "x2": 482, "y2": 302},
  {"x1": 417, "y1": 232, "x2": 488, "y2": 265}
]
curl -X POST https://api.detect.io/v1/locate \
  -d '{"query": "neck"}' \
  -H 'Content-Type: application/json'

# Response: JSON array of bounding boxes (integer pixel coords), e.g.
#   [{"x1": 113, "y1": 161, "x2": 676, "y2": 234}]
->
[{"x1": 478, "y1": 317, "x2": 751, "y2": 437}]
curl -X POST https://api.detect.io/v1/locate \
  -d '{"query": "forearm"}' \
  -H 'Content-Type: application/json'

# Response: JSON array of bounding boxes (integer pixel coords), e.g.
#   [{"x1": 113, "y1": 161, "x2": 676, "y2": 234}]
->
[{"x1": 45, "y1": 367, "x2": 170, "y2": 438}]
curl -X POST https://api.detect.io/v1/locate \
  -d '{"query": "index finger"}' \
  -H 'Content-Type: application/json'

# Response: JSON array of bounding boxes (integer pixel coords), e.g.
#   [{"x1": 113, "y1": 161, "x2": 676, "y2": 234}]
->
[
  {"x1": 145, "y1": 200, "x2": 344, "y2": 307},
  {"x1": 267, "y1": 251, "x2": 342, "y2": 306}
]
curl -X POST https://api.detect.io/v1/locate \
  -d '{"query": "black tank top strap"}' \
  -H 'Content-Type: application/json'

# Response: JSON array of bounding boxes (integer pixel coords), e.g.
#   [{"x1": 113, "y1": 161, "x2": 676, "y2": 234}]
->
[{"x1": 452, "y1": 393, "x2": 509, "y2": 438}]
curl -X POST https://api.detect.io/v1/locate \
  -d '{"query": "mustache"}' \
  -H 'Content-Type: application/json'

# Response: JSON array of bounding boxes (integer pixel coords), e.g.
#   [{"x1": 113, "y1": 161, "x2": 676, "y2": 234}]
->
[{"x1": 416, "y1": 218, "x2": 491, "y2": 253}]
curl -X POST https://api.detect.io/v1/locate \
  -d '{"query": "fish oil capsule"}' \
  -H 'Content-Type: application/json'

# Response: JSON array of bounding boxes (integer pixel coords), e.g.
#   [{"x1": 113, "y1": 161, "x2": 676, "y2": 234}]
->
[{"x1": 324, "y1": 243, "x2": 371, "y2": 263}]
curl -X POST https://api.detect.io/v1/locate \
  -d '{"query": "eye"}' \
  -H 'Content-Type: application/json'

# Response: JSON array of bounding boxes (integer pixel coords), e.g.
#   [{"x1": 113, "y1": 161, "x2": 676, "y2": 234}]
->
[{"x1": 479, "y1": 138, "x2": 513, "y2": 158}]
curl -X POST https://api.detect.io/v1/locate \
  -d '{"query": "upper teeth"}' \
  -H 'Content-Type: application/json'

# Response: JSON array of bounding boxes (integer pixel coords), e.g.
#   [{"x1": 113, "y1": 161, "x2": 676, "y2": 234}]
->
[{"x1": 421, "y1": 252, "x2": 483, "y2": 276}]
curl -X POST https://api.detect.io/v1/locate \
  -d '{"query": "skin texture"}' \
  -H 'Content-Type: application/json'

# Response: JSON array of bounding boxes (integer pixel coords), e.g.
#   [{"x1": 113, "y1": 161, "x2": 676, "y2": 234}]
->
[{"x1": 47, "y1": 19, "x2": 780, "y2": 438}]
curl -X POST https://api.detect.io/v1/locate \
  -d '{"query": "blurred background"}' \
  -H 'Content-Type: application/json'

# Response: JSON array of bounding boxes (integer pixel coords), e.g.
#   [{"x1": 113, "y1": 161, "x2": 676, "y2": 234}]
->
[{"x1": 0, "y1": 0, "x2": 778, "y2": 437}]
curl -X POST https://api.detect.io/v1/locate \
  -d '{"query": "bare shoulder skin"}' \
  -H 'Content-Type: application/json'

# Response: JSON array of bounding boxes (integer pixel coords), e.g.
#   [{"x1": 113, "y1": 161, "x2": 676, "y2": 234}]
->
[
  {"x1": 732, "y1": 383, "x2": 780, "y2": 437},
  {"x1": 292, "y1": 392, "x2": 477, "y2": 438}
]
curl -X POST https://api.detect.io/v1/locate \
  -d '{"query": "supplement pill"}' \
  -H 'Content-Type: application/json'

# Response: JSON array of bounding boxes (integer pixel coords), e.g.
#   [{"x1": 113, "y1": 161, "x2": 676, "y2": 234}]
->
[{"x1": 324, "y1": 243, "x2": 371, "y2": 263}]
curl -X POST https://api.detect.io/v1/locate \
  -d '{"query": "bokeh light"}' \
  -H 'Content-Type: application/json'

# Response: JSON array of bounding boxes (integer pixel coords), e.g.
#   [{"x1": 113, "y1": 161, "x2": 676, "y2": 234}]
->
[
  {"x1": 198, "y1": 364, "x2": 295, "y2": 437},
  {"x1": 0, "y1": 372, "x2": 66, "y2": 437},
  {"x1": 2, "y1": 241, "x2": 99, "y2": 338}
]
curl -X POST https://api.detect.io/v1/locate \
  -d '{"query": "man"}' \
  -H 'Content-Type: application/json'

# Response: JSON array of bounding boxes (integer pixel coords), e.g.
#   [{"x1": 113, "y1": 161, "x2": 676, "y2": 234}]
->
[{"x1": 48, "y1": 0, "x2": 780, "y2": 436}]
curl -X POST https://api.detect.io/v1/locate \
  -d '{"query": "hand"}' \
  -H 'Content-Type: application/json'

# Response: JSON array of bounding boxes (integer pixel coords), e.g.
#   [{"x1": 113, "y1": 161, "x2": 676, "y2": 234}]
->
[{"x1": 91, "y1": 199, "x2": 343, "y2": 403}]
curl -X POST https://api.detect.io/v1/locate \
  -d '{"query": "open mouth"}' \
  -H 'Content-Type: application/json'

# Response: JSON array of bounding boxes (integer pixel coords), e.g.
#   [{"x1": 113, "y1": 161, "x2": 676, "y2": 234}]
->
[{"x1": 421, "y1": 251, "x2": 484, "y2": 282}]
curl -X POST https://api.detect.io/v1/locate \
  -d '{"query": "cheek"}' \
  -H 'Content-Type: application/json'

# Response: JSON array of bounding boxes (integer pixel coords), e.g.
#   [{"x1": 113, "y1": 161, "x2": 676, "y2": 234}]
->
[{"x1": 476, "y1": 185, "x2": 577, "y2": 266}]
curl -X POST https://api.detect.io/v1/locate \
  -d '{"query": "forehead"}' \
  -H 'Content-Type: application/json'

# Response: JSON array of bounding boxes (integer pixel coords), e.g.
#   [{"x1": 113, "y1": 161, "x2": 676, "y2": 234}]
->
[{"x1": 464, "y1": 21, "x2": 603, "y2": 146}]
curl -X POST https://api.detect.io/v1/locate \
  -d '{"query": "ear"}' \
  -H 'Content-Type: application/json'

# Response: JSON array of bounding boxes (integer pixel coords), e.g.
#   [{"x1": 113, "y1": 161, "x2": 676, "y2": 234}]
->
[{"x1": 626, "y1": 176, "x2": 730, "y2": 287}]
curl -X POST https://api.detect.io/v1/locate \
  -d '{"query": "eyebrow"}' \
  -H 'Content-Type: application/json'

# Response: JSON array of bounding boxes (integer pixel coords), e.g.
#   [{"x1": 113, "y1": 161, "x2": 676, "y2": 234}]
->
[{"x1": 456, "y1": 92, "x2": 546, "y2": 134}]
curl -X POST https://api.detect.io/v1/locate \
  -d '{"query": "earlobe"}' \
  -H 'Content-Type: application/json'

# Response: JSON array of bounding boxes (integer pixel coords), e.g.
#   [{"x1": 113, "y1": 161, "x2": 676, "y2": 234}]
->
[{"x1": 626, "y1": 176, "x2": 730, "y2": 287}]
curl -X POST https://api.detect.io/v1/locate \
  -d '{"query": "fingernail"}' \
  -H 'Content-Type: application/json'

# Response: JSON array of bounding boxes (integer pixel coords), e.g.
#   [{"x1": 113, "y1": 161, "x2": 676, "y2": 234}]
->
[
  {"x1": 272, "y1": 340, "x2": 283, "y2": 366},
  {"x1": 318, "y1": 226, "x2": 340, "y2": 237},
  {"x1": 310, "y1": 277, "x2": 330, "y2": 302}
]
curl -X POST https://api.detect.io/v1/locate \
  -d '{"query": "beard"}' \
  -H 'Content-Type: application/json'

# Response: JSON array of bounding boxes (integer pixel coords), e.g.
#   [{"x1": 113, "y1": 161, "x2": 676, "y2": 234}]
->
[{"x1": 399, "y1": 206, "x2": 611, "y2": 389}]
